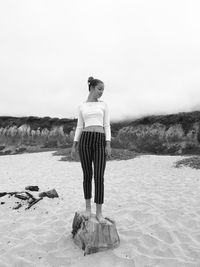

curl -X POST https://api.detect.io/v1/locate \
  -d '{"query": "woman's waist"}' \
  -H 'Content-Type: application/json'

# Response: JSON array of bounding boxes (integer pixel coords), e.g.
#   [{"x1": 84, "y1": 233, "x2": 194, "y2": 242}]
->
[{"x1": 82, "y1": 125, "x2": 105, "y2": 133}]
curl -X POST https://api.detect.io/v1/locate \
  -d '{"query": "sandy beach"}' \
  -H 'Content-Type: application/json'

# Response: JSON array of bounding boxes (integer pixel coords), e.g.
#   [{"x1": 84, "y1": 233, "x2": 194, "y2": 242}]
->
[{"x1": 0, "y1": 152, "x2": 200, "y2": 267}]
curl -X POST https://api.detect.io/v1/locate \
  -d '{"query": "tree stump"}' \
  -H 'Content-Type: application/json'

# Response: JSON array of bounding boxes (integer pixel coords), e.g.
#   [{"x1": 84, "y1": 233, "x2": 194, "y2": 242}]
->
[{"x1": 72, "y1": 211, "x2": 120, "y2": 255}]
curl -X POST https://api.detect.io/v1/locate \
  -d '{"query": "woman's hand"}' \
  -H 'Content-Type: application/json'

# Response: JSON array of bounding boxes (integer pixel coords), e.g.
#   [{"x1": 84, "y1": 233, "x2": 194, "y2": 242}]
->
[
  {"x1": 71, "y1": 142, "x2": 78, "y2": 159},
  {"x1": 105, "y1": 142, "x2": 112, "y2": 159}
]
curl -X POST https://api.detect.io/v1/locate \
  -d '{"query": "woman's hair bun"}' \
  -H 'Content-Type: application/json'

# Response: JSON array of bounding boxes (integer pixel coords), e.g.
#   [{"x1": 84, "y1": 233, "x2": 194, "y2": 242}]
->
[{"x1": 88, "y1": 76, "x2": 94, "y2": 83}]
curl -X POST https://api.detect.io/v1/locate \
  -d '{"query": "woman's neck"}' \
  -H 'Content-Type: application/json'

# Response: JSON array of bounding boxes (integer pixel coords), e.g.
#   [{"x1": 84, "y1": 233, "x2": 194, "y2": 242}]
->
[{"x1": 86, "y1": 97, "x2": 98, "y2": 102}]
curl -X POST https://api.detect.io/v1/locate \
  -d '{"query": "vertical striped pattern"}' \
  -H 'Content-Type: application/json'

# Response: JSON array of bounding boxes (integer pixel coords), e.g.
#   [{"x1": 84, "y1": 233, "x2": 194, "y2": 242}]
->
[
  {"x1": 78, "y1": 132, "x2": 93, "y2": 200},
  {"x1": 78, "y1": 131, "x2": 106, "y2": 204}
]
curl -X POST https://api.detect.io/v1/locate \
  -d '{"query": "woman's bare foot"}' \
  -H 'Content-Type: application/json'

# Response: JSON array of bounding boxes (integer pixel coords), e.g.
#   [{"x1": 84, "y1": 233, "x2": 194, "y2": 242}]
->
[
  {"x1": 82, "y1": 209, "x2": 91, "y2": 219},
  {"x1": 96, "y1": 203, "x2": 107, "y2": 223},
  {"x1": 96, "y1": 213, "x2": 107, "y2": 224}
]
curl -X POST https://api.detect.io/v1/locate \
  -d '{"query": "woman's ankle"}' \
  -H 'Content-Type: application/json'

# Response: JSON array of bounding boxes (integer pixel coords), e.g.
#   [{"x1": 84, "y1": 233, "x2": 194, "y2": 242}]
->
[
  {"x1": 85, "y1": 198, "x2": 91, "y2": 212},
  {"x1": 96, "y1": 203, "x2": 103, "y2": 216}
]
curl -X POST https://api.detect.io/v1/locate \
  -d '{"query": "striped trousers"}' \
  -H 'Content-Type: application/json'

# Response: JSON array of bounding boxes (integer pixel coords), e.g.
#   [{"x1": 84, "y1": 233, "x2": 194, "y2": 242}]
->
[{"x1": 78, "y1": 131, "x2": 106, "y2": 204}]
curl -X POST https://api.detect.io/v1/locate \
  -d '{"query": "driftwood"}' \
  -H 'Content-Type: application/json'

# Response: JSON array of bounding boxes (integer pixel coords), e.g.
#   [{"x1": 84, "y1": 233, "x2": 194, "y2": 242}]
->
[
  {"x1": 72, "y1": 211, "x2": 120, "y2": 255},
  {"x1": 0, "y1": 192, "x2": 7, "y2": 197},
  {"x1": 14, "y1": 193, "x2": 29, "y2": 200},
  {"x1": 4, "y1": 191, "x2": 39, "y2": 209},
  {"x1": 39, "y1": 189, "x2": 59, "y2": 198},
  {"x1": 13, "y1": 203, "x2": 23, "y2": 210},
  {"x1": 25, "y1": 186, "x2": 39, "y2": 191},
  {"x1": 0, "y1": 187, "x2": 59, "y2": 210},
  {"x1": 26, "y1": 197, "x2": 43, "y2": 210}
]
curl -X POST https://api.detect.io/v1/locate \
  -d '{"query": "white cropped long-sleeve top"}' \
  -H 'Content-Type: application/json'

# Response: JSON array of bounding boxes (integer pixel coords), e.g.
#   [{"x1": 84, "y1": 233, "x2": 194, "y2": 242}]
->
[{"x1": 73, "y1": 100, "x2": 111, "y2": 142}]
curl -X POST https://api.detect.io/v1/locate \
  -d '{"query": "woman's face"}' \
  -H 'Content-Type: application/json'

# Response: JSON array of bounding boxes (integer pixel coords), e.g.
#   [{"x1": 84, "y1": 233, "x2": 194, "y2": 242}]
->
[{"x1": 92, "y1": 82, "x2": 104, "y2": 98}]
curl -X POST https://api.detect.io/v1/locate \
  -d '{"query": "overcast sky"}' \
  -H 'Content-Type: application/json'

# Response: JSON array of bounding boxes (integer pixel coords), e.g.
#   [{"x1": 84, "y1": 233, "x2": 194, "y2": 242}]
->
[{"x1": 0, "y1": 0, "x2": 200, "y2": 122}]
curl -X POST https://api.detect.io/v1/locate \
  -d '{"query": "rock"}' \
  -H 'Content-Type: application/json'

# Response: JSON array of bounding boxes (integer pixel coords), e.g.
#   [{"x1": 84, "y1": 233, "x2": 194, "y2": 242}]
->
[
  {"x1": 72, "y1": 211, "x2": 120, "y2": 255},
  {"x1": 39, "y1": 189, "x2": 59, "y2": 198},
  {"x1": 0, "y1": 146, "x2": 5, "y2": 151},
  {"x1": 15, "y1": 147, "x2": 27, "y2": 153},
  {"x1": 0, "y1": 192, "x2": 7, "y2": 197},
  {"x1": 3, "y1": 149, "x2": 12, "y2": 155},
  {"x1": 25, "y1": 186, "x2": 39, "y2": 191}
]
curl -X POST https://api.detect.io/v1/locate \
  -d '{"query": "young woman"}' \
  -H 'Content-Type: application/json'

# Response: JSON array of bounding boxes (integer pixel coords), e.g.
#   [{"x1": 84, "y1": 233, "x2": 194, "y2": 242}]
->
[{"x1": 71, "y1": 76, "x2": 111, "y2": 223}]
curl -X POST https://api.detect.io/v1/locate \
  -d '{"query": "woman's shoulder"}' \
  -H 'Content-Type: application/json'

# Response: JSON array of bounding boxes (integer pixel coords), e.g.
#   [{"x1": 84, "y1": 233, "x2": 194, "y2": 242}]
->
[
  {"x1": 99, "y1": 100, "x2": 108, "y2": 105},
  {"x1": 100, "y1": 100, "x2": 108, "y2": 108}
]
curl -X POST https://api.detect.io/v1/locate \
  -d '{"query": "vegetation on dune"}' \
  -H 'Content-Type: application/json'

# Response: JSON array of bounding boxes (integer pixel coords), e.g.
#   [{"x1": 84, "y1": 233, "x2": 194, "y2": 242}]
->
[
  {"x1": 174, "y1": 156, "x2": 200, "y2": 169},
  {"x1": 1, "y1": 110, "x2": 200, "y2": 157},
  {"x1": 0, "y1": 116, "x2": 76, "y2": 133},
  {"x1": 1, "y1": 110, "x2": 200, "y2": 137},
  {"x1": 126, "y1": 111, "x2": 200, "y2": 135}
]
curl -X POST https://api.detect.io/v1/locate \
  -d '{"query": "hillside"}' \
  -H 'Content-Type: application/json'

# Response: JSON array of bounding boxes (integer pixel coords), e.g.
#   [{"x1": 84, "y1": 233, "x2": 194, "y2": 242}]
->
[{"x1": 0, "y1": 111, "x2": 200, "y2": 155}]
